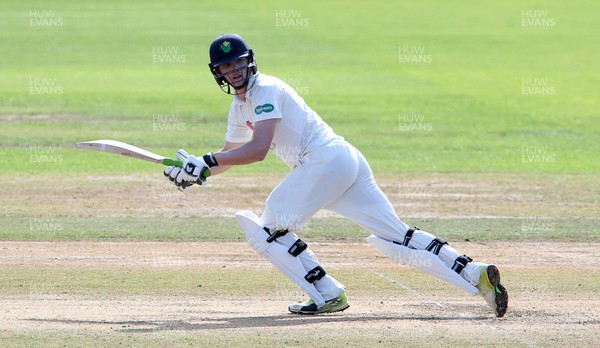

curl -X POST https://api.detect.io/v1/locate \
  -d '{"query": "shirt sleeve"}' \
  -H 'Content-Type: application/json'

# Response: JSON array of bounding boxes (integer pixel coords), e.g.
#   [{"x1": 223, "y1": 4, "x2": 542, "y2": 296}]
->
[
  {"x1": 225, "y1": 103, "x2": 253, "y2": 143},
  {"x1": 252, "y1": 84, "x2": 283, "y2": 122}
]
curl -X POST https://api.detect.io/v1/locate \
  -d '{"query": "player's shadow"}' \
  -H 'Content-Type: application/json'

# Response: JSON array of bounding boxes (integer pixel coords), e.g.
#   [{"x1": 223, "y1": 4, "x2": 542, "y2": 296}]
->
[{"x1": 26, "y1": 313, "x2": 489, "y2": 333}]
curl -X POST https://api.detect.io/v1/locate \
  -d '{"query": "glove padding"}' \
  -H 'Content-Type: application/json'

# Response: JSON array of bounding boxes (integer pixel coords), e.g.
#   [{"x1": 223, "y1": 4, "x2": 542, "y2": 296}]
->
[
  {"x1": 163, "y1": 149, "x2": 208, "y2": 191},
  {"x1": 164, "y1": 166, "x2": 195, "y2": 191}
]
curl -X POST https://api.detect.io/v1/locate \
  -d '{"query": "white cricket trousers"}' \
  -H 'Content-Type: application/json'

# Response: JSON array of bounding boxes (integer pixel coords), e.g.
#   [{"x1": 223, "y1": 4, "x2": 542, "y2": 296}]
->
[{"x1": 260, "y1": 140, "x2": 483, "y2": 301}]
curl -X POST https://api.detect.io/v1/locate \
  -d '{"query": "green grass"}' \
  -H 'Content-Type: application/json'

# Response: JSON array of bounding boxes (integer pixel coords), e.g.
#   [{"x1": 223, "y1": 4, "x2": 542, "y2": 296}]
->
[
  {"x1": 0, "y1": 0, "x2": 598, "y2": 242},
  {"x1": 1, "y1": 0, "x2": 598, "y2": 176},
  {"x1": 0, "y1": 267, "x2": 417, "y2": 298},
  {"x1": 0, "y1": 216, "x2": 597, "y2": 241},
  {"x1": 5, "y1": 266, "x2": 596, "y2": 299}
]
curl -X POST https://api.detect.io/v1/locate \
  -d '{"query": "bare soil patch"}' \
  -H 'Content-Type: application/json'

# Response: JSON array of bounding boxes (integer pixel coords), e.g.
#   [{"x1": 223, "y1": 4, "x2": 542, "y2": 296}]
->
[{"x1": 1, "y1": 240, "x2": 599, "y2": 347}]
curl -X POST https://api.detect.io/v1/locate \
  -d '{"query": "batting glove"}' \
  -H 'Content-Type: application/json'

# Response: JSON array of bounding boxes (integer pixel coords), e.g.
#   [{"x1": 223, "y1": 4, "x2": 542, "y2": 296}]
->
[
  {"x1": 177, "y1": 149, "x2": 209, "y2": 189},
  {"x1": 163, "y1": 166, "x2": 192, "y2": 191},
  {"x1": 163, "y1": 149, "x2": 208, "y2": 191}
]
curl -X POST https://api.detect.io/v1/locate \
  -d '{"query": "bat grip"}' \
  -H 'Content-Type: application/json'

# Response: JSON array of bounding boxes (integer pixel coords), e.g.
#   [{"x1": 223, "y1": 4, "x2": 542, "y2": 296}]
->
[{"x1": 163, "y1": 158, "x2": 211, "y2": 179}]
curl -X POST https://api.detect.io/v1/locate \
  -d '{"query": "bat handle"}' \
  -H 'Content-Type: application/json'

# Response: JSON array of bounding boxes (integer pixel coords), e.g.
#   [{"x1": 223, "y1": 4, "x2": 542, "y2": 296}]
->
[
  {"x1": 163, "y1": 158, "x2": 211, "y2": 179},
  {"x1": 199, "y1": 167, "x2": 211, "y2": 180}
]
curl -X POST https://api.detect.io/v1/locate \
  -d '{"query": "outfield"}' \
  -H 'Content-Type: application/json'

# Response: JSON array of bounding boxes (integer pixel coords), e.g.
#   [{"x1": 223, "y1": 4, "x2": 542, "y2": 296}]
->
[{"x1": 1, "y1": 0, "x2": 599, "y2": 347}]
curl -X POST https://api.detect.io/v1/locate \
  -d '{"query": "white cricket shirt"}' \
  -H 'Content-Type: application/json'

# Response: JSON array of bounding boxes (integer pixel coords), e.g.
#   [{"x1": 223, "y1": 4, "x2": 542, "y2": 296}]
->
[{"x1": 225, "y1": 73, "x2": 342, "y2": 168}]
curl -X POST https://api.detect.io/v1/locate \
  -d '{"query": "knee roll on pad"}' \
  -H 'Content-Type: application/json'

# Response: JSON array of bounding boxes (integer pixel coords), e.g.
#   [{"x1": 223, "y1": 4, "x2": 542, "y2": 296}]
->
[{"x1": 247, "y1": 230, "x2": 270, "y2": 254}]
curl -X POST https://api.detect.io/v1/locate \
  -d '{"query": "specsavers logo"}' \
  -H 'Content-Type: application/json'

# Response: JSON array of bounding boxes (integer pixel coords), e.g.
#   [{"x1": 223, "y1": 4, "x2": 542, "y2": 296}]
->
[{"x1": 255, "y1": 104, "x2": 274, "y2": 115}]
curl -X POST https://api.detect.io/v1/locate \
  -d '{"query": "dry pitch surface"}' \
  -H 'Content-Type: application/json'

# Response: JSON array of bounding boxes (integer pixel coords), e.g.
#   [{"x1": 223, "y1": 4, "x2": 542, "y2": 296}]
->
[
  {"x1": 1, "y1": 240, "x2": 599, "y2": 347},
  {"x1": 1, "y1": 175, "x2": 599, "y2": 347}
]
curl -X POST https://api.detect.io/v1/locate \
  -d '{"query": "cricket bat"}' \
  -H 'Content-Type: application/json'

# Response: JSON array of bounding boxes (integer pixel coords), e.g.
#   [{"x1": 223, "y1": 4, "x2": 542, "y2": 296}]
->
[{"x1": 76, "y1": 139, "x2": 210, "y2": 178}]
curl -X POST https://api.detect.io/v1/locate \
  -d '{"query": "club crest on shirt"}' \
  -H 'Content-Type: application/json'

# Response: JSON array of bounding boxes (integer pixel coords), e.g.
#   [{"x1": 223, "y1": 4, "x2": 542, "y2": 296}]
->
[
  {"x1": 255, "y1": 103, "x2": 274, "y2": 115},
  {"x1": 246, "y1": 120, "x2": 254, "y2": 130}
]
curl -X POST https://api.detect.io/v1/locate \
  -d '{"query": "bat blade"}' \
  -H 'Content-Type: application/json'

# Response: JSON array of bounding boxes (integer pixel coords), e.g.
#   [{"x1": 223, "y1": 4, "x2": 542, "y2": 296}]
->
[
  {"x1": 76, "y1": 139, "x2": 169, "y2": 164},
  {"x1": 75, "y1": 139, "x2": 210, "y2": 178}
]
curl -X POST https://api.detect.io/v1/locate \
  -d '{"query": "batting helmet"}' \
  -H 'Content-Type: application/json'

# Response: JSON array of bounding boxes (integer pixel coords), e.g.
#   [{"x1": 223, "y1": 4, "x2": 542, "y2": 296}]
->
[{"x1": 208, "y1": 34, "x2": 258, "y2": 94}]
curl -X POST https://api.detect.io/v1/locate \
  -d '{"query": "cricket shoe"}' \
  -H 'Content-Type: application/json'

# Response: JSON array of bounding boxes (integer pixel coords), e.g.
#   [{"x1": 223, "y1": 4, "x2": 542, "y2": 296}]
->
[
  {"x1": 288, "y1": 291, "x2": 349, "y2": 315},
  {"x1": 476, "y1": 264, "x2": 508, "y2": 317}
]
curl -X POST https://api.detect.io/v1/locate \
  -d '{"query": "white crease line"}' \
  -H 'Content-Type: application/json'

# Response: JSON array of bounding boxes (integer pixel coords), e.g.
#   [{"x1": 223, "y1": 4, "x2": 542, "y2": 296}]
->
[
  {"x1": 376, "y1": 271, "x2": 537, "y2": 348},
  {"x1": 374, "y1": 271, "x2": 444, "y2": 307}
]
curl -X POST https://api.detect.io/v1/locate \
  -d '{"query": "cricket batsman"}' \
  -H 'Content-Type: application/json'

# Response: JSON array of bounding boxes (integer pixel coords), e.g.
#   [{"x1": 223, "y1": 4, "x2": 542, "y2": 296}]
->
[{"x1": 164, "y1": 34, "x2": 508, "y2": 317}]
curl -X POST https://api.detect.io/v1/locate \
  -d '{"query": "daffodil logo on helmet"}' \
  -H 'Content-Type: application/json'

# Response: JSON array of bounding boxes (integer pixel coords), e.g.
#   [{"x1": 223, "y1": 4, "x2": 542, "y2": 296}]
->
[{"x1": 220, "y1": 41, "x2": 231, "y2": 53}]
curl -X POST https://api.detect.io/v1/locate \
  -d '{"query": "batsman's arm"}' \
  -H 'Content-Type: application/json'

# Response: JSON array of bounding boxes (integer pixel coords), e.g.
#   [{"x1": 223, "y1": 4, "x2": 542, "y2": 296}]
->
[
  {"x1": 211, "y1": 119, "x2": 278, "y2": 166},
  {"x1": 206, "y1": 141, "x2": 244, "y2": 176}
]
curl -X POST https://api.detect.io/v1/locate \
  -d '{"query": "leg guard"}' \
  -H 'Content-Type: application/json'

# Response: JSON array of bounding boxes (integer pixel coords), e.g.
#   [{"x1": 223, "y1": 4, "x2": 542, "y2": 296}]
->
[
  {"x1": 398, "y1": 228, "x2": 483, "y2": 287},
  {"x1": 367, "y1": 235, "x2": 479, "y2": 295},
  {"x1": 235, "y1": 210, "x2": 326, "y2": 307}
]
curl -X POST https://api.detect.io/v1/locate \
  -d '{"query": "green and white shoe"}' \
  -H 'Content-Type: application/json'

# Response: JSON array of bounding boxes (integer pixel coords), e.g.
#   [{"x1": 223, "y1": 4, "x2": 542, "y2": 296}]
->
[
  {"x1": 288, "y1": 291, "x2": 350, "y2": 315},
  {"x1": 477, "y1": 264, "x2": 508, "y2": 317}
]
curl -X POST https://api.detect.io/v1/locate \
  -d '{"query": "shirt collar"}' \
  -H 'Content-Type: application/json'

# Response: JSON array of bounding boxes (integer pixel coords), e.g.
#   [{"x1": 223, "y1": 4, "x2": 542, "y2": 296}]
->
[{"x1": 232, "y1": 73, "x2": 259, "y2": 105}]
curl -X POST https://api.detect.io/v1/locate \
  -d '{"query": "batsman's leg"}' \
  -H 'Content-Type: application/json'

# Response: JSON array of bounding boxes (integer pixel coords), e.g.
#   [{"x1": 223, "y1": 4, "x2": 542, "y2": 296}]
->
[
  {"x1": 235, "y1": 209, "x2": 349, "y2": 314},
  {"x1": 259, "y1": 207, "x2": 349, "y2": 314},
  {"x1": 326, "y1": 148, "x2": 508, "y2": 317},
  {"x1": 236, "y1": 210, "x2": 327, "y2": 307},
  {"x1": 234, "y1": 143, "x2": 360, "y2": 314}
]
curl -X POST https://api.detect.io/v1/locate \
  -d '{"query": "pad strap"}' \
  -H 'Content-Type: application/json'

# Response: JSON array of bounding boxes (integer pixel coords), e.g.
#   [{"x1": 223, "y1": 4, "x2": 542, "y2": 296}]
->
[
  {"x1": 264, "y1": 227, "x2": 289, "y2": 243},
  {"x1": 305, "y1": 266, "x2": 326, "y2": 283},
  {"x1": 425, "y1": 237, "x2": 448, "y2": 255},
  {"x1": 452, "y1": 255, "x2": 473, "y2": 274},
  {"x1": 288, "y1": 239, "x2": 307, "y2": 257},
  {"x1": 401, "y1": 227, "x2": 420, "y2": 247}
]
